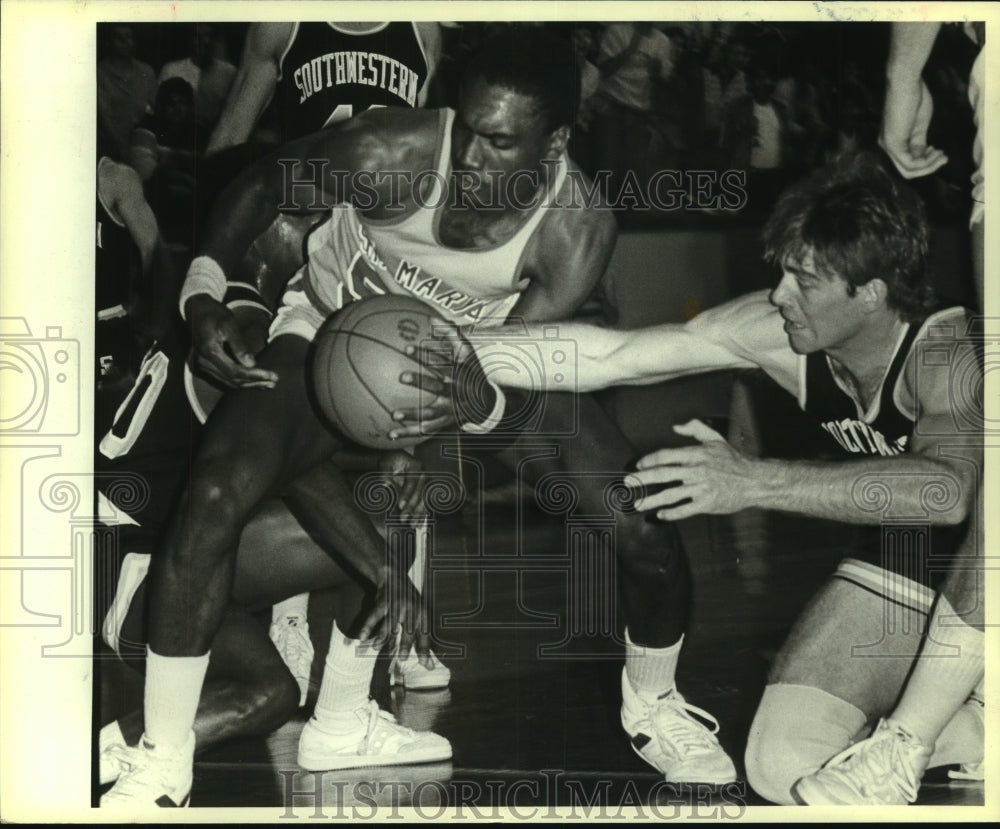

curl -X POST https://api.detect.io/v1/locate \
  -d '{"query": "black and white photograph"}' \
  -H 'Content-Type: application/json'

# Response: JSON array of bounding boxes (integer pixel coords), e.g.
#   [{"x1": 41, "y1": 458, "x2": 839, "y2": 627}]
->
[{"x1": 0, "y1": 1, "x2": 996, "y2": 821}]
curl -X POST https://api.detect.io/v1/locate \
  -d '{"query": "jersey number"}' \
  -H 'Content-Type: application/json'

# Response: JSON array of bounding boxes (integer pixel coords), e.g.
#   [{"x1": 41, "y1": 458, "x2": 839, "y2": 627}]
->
[{"x1": 99, "y1": 349, "x2": 169, "y2": 460}]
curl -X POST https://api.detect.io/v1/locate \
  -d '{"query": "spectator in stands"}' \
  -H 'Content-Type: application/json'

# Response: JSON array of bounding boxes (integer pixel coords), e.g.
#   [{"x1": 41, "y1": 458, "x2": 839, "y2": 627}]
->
[
  {"x1": 591, "y1": 22, "x2": 676, "y2": 200},
  {"x1": 130, "y1": 78, "x2": 203, "y2": 245},
  {"x1": 159, "y1": 23, "x2": 236, "y2": 135},
  {"x1": 97, "y1": 24, "x2": 157, "y2": 160}
]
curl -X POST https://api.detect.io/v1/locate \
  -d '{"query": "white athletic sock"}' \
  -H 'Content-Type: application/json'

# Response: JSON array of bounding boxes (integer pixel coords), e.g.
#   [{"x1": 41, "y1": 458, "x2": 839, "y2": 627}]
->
[
  {"x1": 143, "y1": 647, "x2": 209, "y2": 752},
  {"x1": 891, "y1": 595, "x2": 985, "y2": 748},
  {"x1": 100, "y1": 720, "x2": 126, "y2": 751},
  {"x1": 313, "y1": 623, "x2": 375, "y2": 731},
  {"x1": 272, "y1": 593, "x2": 310, "y2": 625},
  {"x1": 625, "y1": 629, "x2": 683, "y2": 702},
  {"x1": 408, "y1": 519, "x2": 429, "y2": 592}
]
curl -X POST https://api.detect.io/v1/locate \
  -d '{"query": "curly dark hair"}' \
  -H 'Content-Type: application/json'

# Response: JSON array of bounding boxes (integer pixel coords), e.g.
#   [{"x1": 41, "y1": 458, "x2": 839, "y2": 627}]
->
[
  {"x1": 462, "y1": 26, "x2": 580, "y2": 133},
  {"x1": 763, "y1": 152, "x2": 935, "y2": 321}
]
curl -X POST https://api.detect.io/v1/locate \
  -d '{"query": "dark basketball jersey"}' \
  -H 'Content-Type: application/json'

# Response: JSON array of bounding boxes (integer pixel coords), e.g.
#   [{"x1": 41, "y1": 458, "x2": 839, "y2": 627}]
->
[
  {"x1": 801, "y1": 309, "x2": 969, "y2": 588},
  {"x1": 272, "y1": 22, "x2": 430, "y2": 140},
  {"x1": 97, "y1": 285, "x2": 271, "y2": 546},
  {"x1": 803, "y1": 322, "x2": 920, "y2": 458}
]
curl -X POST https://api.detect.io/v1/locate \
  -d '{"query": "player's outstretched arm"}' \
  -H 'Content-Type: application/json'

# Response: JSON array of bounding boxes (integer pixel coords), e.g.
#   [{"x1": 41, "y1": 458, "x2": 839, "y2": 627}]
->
[
  {"x1": 628, "y1": 311, "x2": 980, "y2": 525},
  {"x1": 206, "y1": 23, "x2": 294, "y2": 155},
  {"x1": 880, "y1": 22, "x2": 948, "y2": 179}
]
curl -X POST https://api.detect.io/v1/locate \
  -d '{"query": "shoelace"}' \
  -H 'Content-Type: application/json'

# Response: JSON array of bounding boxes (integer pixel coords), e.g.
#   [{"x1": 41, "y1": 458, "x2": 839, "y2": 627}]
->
[
  {"x1": 102, "y1": 743, "x2": 136, "y2": 776},
  {"x1": 103, "y1": 746, "x2": 169, "y2": 800},
  {"x1": 652, "y1": 696, "x2": 723, "y2": 756},
  {"x1": 277, "y1": 624, "x2": 312, "y2": 671},
  {"x1": 822, "y1": 726, "x2": 920, "y2": 802},
  {"x1": 359, "y1": 701, "x2": 411, "y2": 753}
]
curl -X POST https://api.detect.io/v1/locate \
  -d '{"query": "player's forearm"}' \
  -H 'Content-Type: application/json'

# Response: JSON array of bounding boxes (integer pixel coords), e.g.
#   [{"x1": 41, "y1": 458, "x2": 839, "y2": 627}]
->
[
  {"x1": 886, "y1": 22, "x2": 941, "y2": 82},
  {"x1": 472, "y1": 321, "x2": 746, "y2": 393},
  {"x1": 748, "y1": 454, "x2": 971, "y2": 526},
  {"x1": 206, "y1": 68, "x2": 274, "y2": 154}
]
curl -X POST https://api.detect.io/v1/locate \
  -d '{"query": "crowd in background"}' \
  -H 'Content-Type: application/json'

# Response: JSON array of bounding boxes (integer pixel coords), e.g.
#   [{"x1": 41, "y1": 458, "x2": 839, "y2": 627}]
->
[{"x1": 98, "y1": 19, "x2": 978, "y2": 243}]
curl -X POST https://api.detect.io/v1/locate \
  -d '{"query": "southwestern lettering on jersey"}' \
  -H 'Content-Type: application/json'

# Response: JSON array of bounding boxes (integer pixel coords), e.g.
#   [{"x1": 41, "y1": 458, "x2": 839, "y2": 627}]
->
[
  {"x1": 293, "y1": 52, "x2": 419, "y2": 107},
  {"x1": 802, "y1": 317, "x2": 940, "y2": 460},
  {"x1": 819, "y1": 418, "x2": 908, "y2": 456}
]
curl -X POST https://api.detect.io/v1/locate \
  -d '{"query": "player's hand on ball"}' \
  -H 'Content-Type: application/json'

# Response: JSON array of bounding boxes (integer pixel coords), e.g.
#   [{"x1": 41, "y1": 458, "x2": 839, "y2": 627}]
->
[
  {"x1": 186, "y1": 294, "x2": 278, "y2": 389},
  {"x1": 378, "y1": 450, "x2": 427, "y2": 521},
  {"x1": 391, "y1": 319, "x2": 491, "y2": 439},
  {"x1": 625, "y1": 419, "x2": 762, "y2": 520}
]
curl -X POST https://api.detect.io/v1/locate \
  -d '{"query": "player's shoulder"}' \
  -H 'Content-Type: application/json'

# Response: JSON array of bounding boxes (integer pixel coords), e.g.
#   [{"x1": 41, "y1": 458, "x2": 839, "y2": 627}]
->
[
  {"x1": 332, "y1": 106, "x2": 441, "y2": 169},
  {"x1": 688, "y1": 290, "x2": 782, "y2": 337},
  {"x1": 897, "y1": 305, "x2": 977, "y2": 417},
  {"x1": 686, "y1": 290, "x2": 794, "y2": 378},
  {"x1": 543, "y1": 161, "x2": 616, "y2": 235}
]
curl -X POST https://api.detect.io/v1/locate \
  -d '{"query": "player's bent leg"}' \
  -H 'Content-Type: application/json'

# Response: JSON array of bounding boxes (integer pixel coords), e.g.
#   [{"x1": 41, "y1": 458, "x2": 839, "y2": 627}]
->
[
  {"x1": 297, "y1": 624, "x2": 452, "y2": 772},
  {"x1": 796, "y1": 531, "x2": 987, "y2": 805},
  {"x1": 101, "y1": 570, "x2": 302, "y2": 787},
  {"x1": 758, "y1": 562, "x2": 932, "y2": 806},
  {"x1": 498, "y1": 393, "x2": 731, "y2": 783},
  {"x1": 147, "y1": 335, "x2": 340, "y2": 656},
  {"x1": 745, "y1": 684, "x2": 866, "y2": 804}
]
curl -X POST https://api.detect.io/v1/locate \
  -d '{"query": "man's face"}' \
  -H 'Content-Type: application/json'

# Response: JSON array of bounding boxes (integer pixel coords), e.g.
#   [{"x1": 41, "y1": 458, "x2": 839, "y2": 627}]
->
[
  {"x1": 451, "y1": 76, "x2": 565, "y2": 207},
  {"x1": 111, "y1": 25, "x2": 135, "y2": 59},
  {"x1": 769, "y1": 249, "x2": 869, "y2": 355}
]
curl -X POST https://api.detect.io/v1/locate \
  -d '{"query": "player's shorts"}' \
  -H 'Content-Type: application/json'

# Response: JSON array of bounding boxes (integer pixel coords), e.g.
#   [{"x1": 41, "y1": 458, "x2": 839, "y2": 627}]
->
[
  {"x1": 832, "y1": 557, "x2": 935, "y2": 615},
  {"x1": 268, "y1": 271, "x2": 328, "y2": 343},
  {"x1": 969, "y1": 47, "x2": 984, "y2": 228}
]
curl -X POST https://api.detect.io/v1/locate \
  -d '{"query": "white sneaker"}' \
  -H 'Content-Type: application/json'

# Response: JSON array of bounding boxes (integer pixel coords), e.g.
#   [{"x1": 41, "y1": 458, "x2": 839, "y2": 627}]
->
[
  {"x1": 390, "y1": 650, "x2": 452, "y2": 690},
  {"x1": 794, "y1": 718, "x2": 932, "y2": 805},
  {"x1": 270, "y1": 615, "x2": 315, "y2": 707},
  {"x1": 98, "y1": 721, "x2": 130, "y2": 786},
  {"x1": 100, "y1": 731, "x2": 194, "y2": 809},
  {"x1": 297, "y1": 700, "x2": 452, "y2": 772},
  {"x1": 100, "y1": 742, "x2": 134, "y2": 786},
  {"x1": 621, "y1": 670, "x2": 737, "y2": 784}
]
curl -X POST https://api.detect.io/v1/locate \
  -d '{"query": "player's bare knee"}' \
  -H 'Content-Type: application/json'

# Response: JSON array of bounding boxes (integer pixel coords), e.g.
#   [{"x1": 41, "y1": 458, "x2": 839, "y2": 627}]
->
[{"x1": 186, "y1": 462, "x2": 260, "y2": 529}]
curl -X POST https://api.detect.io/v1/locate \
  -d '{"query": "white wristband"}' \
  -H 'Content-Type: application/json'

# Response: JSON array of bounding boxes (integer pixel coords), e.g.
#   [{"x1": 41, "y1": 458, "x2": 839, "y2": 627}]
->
[
  {"x1": 461, "y1": 381, "x2": 506, "y2": 435},
  {"x1": 179, "y1": 256, "x2": 226, "y2": 320}
]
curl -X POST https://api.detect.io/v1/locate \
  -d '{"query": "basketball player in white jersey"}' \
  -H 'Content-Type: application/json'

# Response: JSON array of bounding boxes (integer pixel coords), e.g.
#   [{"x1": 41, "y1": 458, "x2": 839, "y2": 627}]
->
[
  {"x1": 206, "y1": 19, "x2": 447, "y2": 697},
  {"x1": 412, "y1": 152, "x2": 985, "y2": 805},
  {"x1": 207, "y1": 22, "x2": 443, "y2": 153},
  {"x1": 103, "y1": 29, "x2": 737, "y2": 808}
]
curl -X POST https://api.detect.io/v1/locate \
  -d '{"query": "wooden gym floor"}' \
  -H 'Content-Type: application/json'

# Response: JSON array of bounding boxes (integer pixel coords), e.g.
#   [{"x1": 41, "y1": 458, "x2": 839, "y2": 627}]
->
[{"x1": 98, "y1": 480, "x2": 985, "y2": 814}]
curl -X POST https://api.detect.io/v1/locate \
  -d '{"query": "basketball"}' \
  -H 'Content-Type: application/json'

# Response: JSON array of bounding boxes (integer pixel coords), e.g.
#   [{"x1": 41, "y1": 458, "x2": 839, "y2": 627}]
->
[{"x1": 311, "y1": 294, "x2": 445, "y2": 449}]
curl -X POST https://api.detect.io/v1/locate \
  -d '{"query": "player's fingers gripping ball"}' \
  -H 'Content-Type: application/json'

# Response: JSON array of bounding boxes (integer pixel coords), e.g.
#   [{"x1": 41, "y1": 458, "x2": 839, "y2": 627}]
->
[{"x1": 311, "y1": 294, "x2": 447, "y2": 449}]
